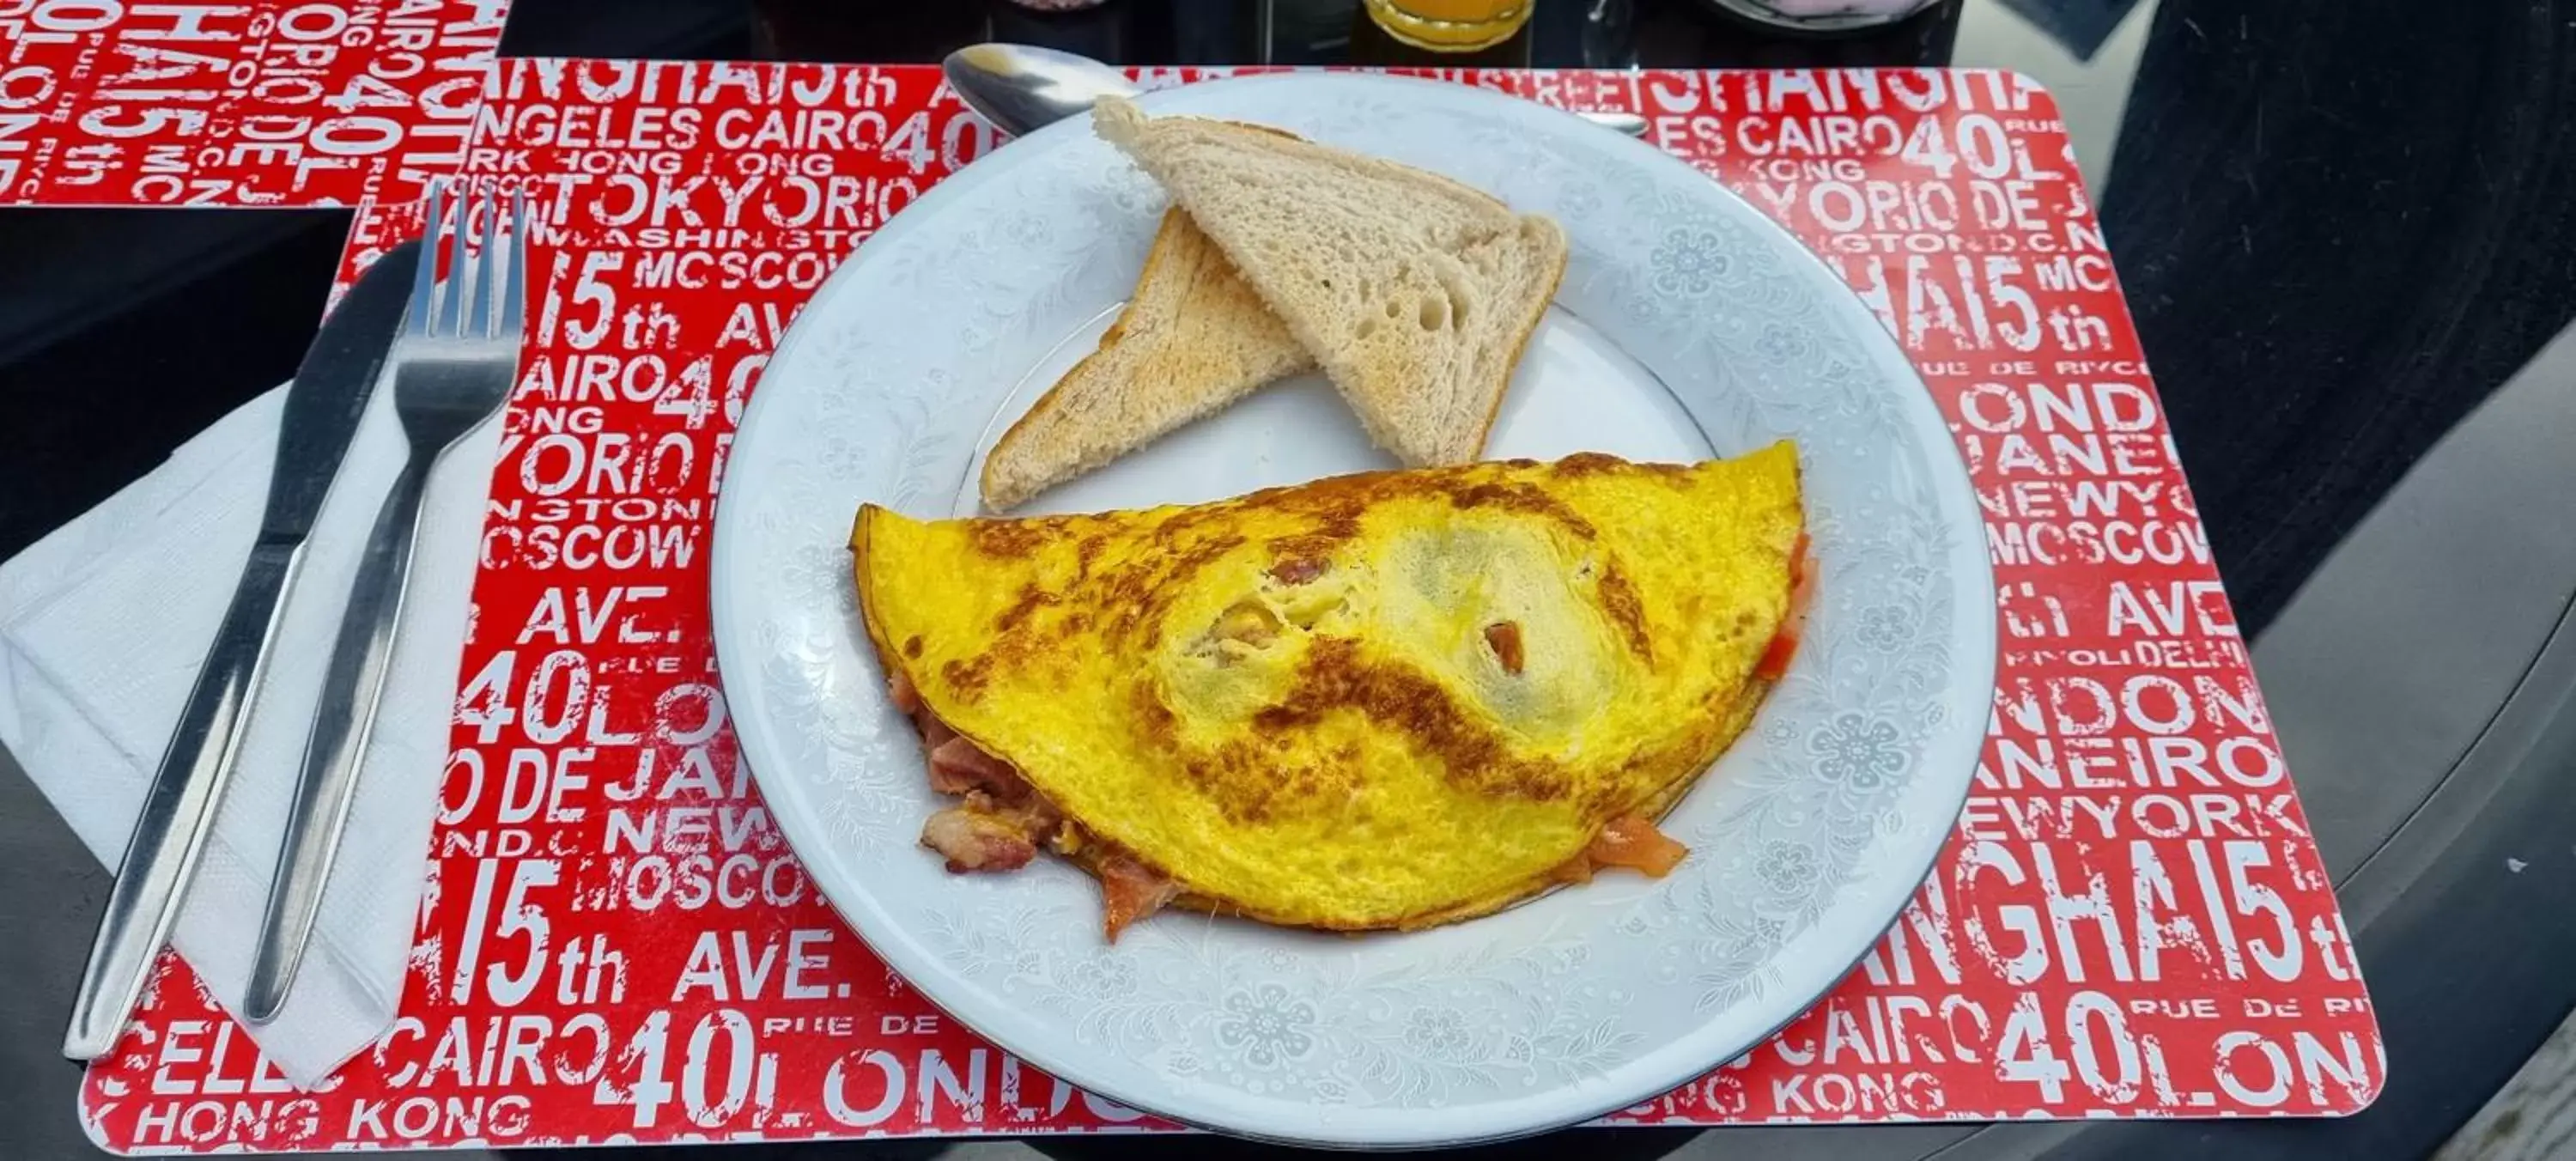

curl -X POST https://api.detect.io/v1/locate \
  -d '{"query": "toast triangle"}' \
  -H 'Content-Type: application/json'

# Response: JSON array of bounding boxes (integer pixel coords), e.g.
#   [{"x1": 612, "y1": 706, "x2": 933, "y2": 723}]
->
[
  {"x1": 1094, "y1": 95, "x2": 1568, "y2": 467},
  {"x1": 980, "y1": 207, "x2": 1315, "y2": 511}
]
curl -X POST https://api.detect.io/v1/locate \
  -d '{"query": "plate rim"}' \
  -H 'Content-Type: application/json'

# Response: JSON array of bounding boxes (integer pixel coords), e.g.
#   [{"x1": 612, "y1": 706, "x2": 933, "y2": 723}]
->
[{"x1": 710, "y1": 70, "x2": 1996, "y2": 1147}]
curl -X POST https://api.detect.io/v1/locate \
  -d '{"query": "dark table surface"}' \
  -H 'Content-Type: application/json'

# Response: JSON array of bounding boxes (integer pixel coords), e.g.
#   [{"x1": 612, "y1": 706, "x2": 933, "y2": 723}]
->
[{"x1": 5, "y1": 1, "x2": 2576, "y2": 1158}]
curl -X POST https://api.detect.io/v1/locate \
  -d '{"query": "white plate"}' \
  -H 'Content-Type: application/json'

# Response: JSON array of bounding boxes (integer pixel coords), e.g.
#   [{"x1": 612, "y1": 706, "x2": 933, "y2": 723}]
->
[{"x1": 711, "y1": 73, "x2": 1994, "y2": 1147}]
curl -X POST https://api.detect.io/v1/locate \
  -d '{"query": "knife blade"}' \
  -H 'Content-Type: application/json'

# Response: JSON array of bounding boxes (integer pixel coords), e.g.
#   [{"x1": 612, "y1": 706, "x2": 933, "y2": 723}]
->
[
  {"x1": 63, "y1": 240, "x2": 423, "y2": 1061},
  {"x1": 260, "y1": 245, "x2": 423, "y2": 540}
]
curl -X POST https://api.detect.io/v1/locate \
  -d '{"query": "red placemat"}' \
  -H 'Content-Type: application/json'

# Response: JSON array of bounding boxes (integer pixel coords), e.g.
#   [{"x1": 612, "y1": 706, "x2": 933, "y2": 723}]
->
[
  {"x1": 14, "y1": 28, "x2": 2382, "y2": 1152},
  {"x1": 0, "y1": 0, "x2": 501, "y2": 206}
]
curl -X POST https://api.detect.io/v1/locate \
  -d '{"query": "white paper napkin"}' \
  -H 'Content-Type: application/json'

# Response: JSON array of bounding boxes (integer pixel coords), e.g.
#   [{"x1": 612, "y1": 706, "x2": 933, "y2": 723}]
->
[{"x1": 0, "y1": 377, "x2": 502, "y2": 1087}]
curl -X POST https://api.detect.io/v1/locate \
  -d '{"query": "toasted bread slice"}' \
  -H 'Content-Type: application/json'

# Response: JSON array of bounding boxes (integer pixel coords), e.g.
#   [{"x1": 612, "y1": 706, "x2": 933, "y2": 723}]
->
[
  {"x1": 1094, "y1": 96, "x2": 1568, "y2": 467},
  {"x1": 981, "y1": 207, "x2": 1315, "y2": 511}
]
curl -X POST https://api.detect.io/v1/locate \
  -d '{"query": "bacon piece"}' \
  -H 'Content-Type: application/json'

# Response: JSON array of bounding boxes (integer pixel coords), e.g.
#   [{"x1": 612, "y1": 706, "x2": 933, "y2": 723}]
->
[
  {"x1": 1270, "y1": 556, "x2": 1327, "y2": 585},
  {"x1": 985, "y1": 790, "x2": 1061, "y2": 836},
  {"x1": 918, "y1": 710, "x2": 959, "y2": 753},
  {"x1": 1099, "y1": 856, "x2": 1182, "y2": 942},
  {"x1": 1586, "y1": 814, "x2": 1688, "y2": 877},
  {"x1": 928, "y1": 736, "x2": 1032, "y2": 800},
  {"x1": 901, "y1": 686, "x2": 1066, "y2": 875},
  {"x1": 920, "y1": 805, "x2": 1037, "y2": 873}
]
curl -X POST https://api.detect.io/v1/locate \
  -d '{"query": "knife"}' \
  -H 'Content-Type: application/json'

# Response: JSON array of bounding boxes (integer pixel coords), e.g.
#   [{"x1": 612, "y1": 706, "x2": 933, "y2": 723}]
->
[{"x1": 62, "y1": 240, "x2": 423, "y2": 1061}]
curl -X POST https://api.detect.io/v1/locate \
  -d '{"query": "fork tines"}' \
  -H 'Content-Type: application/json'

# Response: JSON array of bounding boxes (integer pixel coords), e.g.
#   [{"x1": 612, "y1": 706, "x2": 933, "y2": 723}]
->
[{"x1": 410, "y1": 182, "x2": 528, "y2": 343}]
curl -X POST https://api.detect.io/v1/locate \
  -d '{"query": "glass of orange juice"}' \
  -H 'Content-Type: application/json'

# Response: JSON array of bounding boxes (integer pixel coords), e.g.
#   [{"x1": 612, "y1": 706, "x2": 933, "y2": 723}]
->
[{"x1": 1362, "y1": 0, "x2": 1533, "y2": 51}]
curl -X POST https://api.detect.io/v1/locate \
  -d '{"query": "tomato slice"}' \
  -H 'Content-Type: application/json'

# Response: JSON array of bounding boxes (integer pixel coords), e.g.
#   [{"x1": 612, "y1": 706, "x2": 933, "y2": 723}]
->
[
  {"x1": 1754, "y1": 623, "x2": 1801, "y2": 681},
  {"x1": 1588, "y1": 814, "x2": 1689, "y2": 878},
  {"x1": 1756, "y1": 531, "x2": 1814, "y2": 682}
]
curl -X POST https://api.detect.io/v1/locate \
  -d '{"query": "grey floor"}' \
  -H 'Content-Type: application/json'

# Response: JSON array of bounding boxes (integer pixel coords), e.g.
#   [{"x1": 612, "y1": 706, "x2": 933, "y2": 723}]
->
[
  {"x1": 1, "y1": 745, "x2": 124, "y2": 1161},
  {"x1": 2440, "y1": 1016, "x2": 2576, "y2": 1160}
]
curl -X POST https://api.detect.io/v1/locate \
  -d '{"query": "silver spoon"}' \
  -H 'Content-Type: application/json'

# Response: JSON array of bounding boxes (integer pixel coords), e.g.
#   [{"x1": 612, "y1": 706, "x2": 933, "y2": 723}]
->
[{"x1": 941, "y1": 43, "x2": 1650, "y2": 139}]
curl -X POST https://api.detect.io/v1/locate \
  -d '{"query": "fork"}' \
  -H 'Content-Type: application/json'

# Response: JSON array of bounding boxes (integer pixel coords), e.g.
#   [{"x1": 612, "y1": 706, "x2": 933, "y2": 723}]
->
[{"x1": 243, "y1": 183, "x2": 526, "y2": 1023}]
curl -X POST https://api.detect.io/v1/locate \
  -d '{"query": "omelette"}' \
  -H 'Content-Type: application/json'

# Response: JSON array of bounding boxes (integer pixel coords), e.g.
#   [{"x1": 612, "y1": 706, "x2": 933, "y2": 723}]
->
[{"x1": 851, "y1": 447, "x2": 1807, "y2": 939}]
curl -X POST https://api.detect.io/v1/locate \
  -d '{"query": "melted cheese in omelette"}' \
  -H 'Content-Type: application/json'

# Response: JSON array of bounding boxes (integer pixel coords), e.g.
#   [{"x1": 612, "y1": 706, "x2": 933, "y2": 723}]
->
[{"x1": 852, "y1": 447, "x2": 1803, "y2": 930}]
